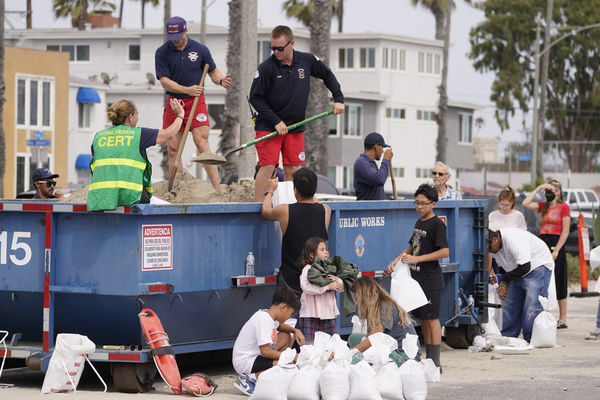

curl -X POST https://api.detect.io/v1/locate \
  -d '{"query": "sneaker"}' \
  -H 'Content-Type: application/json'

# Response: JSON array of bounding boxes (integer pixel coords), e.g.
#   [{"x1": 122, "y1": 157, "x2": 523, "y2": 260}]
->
[
  {"x1": 585, "y1": 327, "x2": 600, "y2": 340},
  {"x1": 233, "y1": 374, "x2": 255, "y2": 396}
]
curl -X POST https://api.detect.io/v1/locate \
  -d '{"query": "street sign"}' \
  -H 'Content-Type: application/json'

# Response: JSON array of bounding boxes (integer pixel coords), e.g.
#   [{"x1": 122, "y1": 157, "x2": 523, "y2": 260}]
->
[
  {"x1": 34, "y1": 131, "x2": 44, "y2": 139},
  {"x1": 26, "y1": 139, "x2": 51, "y2": 147},
  {"x1": 519, "y1": 154, "x2": 531, "y2": 162}
]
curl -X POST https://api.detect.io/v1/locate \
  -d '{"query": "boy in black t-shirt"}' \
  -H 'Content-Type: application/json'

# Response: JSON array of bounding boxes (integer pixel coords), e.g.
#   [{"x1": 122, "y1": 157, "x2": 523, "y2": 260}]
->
[{"x1": 387, "y1": 183, "x2": 448, "y2": 370}]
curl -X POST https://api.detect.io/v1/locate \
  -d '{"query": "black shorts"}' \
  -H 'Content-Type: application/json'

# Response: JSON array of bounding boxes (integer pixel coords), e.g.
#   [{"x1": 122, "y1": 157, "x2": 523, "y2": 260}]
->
[
  {"x1": 251, "y1": 355, "x2": 274, "y2": 373},
  {"x1": 411, "y1": 287, "x2": 441, "y2": 320}
]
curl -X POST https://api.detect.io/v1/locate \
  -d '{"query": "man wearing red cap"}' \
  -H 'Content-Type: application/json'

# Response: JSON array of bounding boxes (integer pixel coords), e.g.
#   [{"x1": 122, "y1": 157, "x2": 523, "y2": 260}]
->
[{"x1": 155, "y1": 16, "x2": 231, "y2": 193}]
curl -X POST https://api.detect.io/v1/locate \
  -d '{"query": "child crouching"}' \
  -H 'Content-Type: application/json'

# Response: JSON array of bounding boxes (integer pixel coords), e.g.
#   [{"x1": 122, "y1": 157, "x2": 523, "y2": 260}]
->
[{"x1": 231, "y1": 286, "x2": 305, "y2": 396}]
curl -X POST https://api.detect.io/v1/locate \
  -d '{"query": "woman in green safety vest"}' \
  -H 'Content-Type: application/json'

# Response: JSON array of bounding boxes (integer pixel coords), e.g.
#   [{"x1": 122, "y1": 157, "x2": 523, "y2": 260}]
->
[{"x1": 87, "y1": 98, "x2": 184, "y2": 211}]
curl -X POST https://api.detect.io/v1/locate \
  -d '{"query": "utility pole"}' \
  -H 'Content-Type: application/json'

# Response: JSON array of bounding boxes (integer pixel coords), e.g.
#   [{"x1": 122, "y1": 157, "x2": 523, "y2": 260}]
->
[
  {"x1": 537, "y1": 0, "x2": 553, "y2": 181},
  {"x1": 531, "y1": 25, "x2": 541, "y2": 186},
  {"x1": 201, "y1": 0, "x2": 207, "y2": 44},
  {"x1": 238, "y1": 0, "x2": 257, "y2": 179}
]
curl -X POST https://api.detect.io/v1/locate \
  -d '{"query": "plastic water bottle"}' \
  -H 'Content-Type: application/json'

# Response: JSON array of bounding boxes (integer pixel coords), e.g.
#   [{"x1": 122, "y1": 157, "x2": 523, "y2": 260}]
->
[
  {"x1": 467, "y1": 295, "x2": 475, "y2": 308},
  {"x1": 468, "y1": 345, "x2": 482, "y2": 353},
  {"x1": 245, "y1": 252, "x2": 255, "y2": 276},
  {"x1": 457, "y1": 296, "x2": 463, "y2": 309}
]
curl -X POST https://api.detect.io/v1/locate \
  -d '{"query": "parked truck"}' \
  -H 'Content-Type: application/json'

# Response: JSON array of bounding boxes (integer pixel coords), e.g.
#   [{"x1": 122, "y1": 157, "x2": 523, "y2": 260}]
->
[{"x1": 0, "y1": 198, "x2": 488, "y2": 392}]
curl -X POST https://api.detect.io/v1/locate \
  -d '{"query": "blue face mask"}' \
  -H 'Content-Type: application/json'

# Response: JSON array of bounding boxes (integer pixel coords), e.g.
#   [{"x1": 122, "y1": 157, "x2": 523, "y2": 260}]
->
[{"x1": 545, "y1": 190, "x2": 556, "y2": 202}]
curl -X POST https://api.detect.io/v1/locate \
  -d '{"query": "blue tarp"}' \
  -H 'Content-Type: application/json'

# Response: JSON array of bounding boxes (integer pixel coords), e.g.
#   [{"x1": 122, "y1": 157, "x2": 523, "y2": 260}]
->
[
  {"x1": 75, "y1": 154, "x2": 93, "y2": 170},
  {"x1": 76, "y1": 87, "x2": 101, "y2": 103}
]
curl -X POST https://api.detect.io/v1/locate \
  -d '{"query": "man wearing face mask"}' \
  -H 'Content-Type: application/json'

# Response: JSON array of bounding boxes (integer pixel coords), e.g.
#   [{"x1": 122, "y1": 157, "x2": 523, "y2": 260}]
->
[
  {"x1": 31, "y1": 168, "x2": 64, "y2": 200},
  {"x1": 523, "y1": 179, "x2": 570, "y2": 329}
]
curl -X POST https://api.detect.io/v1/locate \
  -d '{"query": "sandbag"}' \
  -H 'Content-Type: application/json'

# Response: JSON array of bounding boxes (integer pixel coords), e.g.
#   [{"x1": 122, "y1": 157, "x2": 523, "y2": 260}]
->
[
  {"x1": 530, "y1": 296, "x2": 557, "y2": 348},
  {"x1": 421, "y1": 359, "x2": 440, "y2": 382},
  {"x1": 41, "y1": 333, "x2": 98, "y2": 394},
  {"x1": 351, "y1": 315, "x2": 368, "y2": 335},
  {"x1": 348, "y1": 360, "x2": 382, "y2": 400},
  {"x1": 399, "y1": 359, "x2": 427, "y2": 400},
  {"x1": 390, "y1": 262, "x2": 428, "y2": 312},
  {"x1": 250, "y1": 349, "x2": 298, "y2": 400},
  {"x1": 287, "y1": 365, "x2": 321, "y2": 400},
  {"x1": 375, "y1": 362, "x2": 404, "y2": 400},
  {"x1": 319, "y1": 361, "x2": 349, "y2": 400},
  {"x1": 484, "y1": 283, "x2": 503, "y2": 334}
]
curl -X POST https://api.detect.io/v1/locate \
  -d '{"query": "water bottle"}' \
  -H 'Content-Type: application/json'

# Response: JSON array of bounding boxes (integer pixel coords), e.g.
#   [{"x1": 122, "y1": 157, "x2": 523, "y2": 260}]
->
[
  {"x1": 245, "y1": 252, "x2": 255, "y2": 276},
  {"x1": 467, "y1": 345, "x2": 482, "y2": 353},
  {"x1": 457, "y1": 295, "x2": 463, "y2": 309},
  {"x1": 467, "y1": 295, "x2": 475, "y2": 308}
]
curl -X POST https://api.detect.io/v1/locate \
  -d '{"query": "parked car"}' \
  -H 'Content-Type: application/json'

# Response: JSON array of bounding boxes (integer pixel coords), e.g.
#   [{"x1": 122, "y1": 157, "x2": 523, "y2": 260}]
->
[{"x1": 563, "y1": 188, "x2": 600, "y2": 211}]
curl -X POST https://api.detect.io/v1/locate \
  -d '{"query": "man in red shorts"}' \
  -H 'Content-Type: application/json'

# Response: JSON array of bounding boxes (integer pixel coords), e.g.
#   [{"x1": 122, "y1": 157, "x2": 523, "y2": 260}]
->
[
  {"x1": 249, "y1": 25, "x2": 344, "y2": 201},
  {"x1": 155, "y1": 16, "x2": 231, "y2": 193}
]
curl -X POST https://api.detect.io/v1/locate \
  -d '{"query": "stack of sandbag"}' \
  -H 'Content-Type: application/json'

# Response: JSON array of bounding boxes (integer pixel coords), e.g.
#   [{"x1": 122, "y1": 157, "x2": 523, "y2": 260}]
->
[{"x1": 250, "y1": 348, "x2": 297, "y2": 400}]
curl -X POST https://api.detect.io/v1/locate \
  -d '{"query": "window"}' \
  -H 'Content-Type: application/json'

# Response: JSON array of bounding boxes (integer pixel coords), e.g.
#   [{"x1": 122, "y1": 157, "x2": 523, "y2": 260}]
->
[
  {"x1": 416, "y1": 168, "x2": 432, "y2": 178},
  {"x1": 257, "y1": 40, "x2": 271, "y2": 64},
  {"x1": 342, "y1": 166, "x2": 353, "y2": 190},
  {"x1": 391, "y1": 48, "x2": 398, "y2": 70},
  {"x1": 16, "y1": 155, "x2": 26, "y2": 195},
  {"x1": 382, "y1": 48, "x2": 389, "y2": 69},
  {"x1": 328, "y1": 166, "x2": 336, "y2": 186},
  {"x1": 78, "y1": 103, "x2": 91, "y2": 128},
  {"x1": 434, "y1": 54, "x2": 441, "y2": 74},
  {"x1": 417, "y1": 109, "x2": 436, "y2": 121},
  {"x1": 418, "y1": 52, "x2": 425, "y2": 73},
  {"x1": 360, "y1": 47, "x2": 375, "y2": 68},
  {"x1": 426, "y1": 53, "x2": 433, "y2": 73},
  {"x1": 338, "y1": 48, "x2": 354, "y2": 68},
  {"x1": 128, "y1": 44, "x2": 140, "y2": 61},
  {"x1": 393, "y1": 167, "x2": 404, "y2": 178},
  {"x1": 343, "y1": 104, "x2": 362, "y2": 136},
  {"x1": 585, "y1": 191, "x2": 598, "y2": 202},
  {"x1": 328, "y1": 113, "x2": 339, "y2": 136},
  {"x1": 46, "y1": 44, "x2": 90, "y2": 61},
  {"x1": 459, "y1": 113, "x2": 473, "y2": 143},
  {"x1": 386, "y1": 107, "x2": 405, "y2": 119},
  {"x1": 399, "y1": 49, "x2": 406, "y2": 71},
  {"x1": 17, "y1": 76, "x2": 54, "y2": 128}
]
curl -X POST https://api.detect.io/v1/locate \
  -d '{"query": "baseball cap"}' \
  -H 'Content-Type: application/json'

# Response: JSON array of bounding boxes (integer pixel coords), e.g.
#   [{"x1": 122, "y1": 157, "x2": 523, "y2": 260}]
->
[
  {"x1": 32, "y1": 168, "x2": 59, "y2": 182},
  {"x1": 166, "y1": 16, "x2": 186, "y2": 41},
  {"x1": 364, "y1": 132, "x2": 390, "y2": 147}
]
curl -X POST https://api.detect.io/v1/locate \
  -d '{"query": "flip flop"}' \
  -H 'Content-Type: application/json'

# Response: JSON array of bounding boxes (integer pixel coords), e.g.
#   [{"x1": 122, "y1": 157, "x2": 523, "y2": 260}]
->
[{"x1": 557, "y1": 320, "x2": 568, "y2": 329}]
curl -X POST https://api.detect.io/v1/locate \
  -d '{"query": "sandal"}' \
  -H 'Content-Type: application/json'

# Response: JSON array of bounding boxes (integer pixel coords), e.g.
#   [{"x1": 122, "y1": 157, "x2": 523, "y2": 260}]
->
[{"x1": 557, "y1": 320, "x2": 568, "y2": 329}]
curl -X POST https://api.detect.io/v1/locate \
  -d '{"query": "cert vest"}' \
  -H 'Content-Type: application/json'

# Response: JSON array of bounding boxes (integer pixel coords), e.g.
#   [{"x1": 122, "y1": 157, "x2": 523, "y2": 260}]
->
[{"x1": 87, "y1": 125, "x2": 152, "y2": 211}]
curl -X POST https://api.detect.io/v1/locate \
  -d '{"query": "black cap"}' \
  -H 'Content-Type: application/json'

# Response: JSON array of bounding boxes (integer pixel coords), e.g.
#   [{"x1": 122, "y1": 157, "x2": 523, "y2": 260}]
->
[
  {"x1": 364, "y1": 132, "x2": 390, "y2": 147},
  {"x1": 32, "y1": 168, "x2": 59, "y2": 182}
]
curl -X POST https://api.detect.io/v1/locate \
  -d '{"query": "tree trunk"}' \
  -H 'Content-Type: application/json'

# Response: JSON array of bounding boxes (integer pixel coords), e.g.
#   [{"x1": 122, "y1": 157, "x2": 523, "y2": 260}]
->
[
  {"x1": 118, "y1": 0, "x2": 124, "y2": 27},
  {"x1": 433, "y1": 4, "x2": 445, "y2": 41},
  {"x1": 0, "y1": 0, "x2": 5, "y2": 197},
  {"x1": 436, "y1": 4, "x2": 451, "y2": 163},
  {"x1": 337, "y1": 0, "x2": 343, "y2": 33},
  {"x1": 76, "y1": 0, "x2": 88, "y2": 30},
  {"x1": 159, "y1": 0, "x2": 172, "y2": 180},
  {"x1": 304, "y1": 0, "x2": 332, "y2": 176},
  {"x1": 218, "y1": 0, "x2": 241, "y2": 183},
  {"x1": 26, "y1": 0, "x2": 32, "y2": 29},
  {"x1": 141, "y1": 0, "x2": 146, "y2": 29}
]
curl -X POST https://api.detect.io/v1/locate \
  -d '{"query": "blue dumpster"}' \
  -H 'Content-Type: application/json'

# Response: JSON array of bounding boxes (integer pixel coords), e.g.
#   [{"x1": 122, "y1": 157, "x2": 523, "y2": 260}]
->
[{"x1": 0, "y1": 198, "x2": 487, "y2": 389}]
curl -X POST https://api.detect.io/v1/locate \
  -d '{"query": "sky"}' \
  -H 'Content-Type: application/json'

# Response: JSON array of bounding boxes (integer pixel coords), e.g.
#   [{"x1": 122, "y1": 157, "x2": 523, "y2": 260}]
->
[{"x1": 5, "y1": 0, "x2": 528, "y2": 152}]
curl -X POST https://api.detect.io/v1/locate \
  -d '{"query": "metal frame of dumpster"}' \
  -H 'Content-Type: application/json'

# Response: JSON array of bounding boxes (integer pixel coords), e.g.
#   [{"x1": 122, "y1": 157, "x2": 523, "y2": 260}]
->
[{"x1": 0, "y1": 199, "x2": 487, "y2": 371}]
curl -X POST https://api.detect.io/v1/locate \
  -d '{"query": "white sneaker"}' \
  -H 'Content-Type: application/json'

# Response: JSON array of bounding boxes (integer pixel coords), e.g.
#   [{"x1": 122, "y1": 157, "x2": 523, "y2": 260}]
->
[{"x1": 586, "y1": 327, "x2": 600, "y2": 340}]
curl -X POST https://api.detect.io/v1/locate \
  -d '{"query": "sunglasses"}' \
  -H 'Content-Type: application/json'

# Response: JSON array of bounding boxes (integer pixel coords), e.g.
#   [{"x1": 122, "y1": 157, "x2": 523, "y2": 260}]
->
[
  {"x1": 270, "y1": 40, "x2": 292, "y2": 52},
  {"x1": 39, "y1": 181, "x2": 56, "y2": 187},
  {"x1": 432, "y1": 171, "x2": 446, "y2": 177}
]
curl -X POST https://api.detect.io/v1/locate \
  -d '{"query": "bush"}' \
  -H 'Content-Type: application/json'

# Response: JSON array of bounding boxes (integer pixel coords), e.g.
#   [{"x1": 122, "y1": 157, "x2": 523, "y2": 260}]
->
[{"x1": 566, "y1": 253, "x2": 599, "y2": 282}]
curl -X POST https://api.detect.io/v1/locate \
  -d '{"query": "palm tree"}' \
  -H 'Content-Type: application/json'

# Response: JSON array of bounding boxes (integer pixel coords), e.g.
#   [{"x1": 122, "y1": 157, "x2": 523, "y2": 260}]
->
[
  {"x1": 53, "y1": 0, "x2": 115, "y2": 30},
  {"x1": 218, "y1": 0, "x2": 242, "y2": 183},
  {"x1": 0, "y1": 0, "x2": 5, "y2": 197},
  {"x1": 158, "y1": 0, "x2": 172, "y2": 180},
  {"x1": 410, "y1": 0, "x2": 452, "y2": 162},
  {"x1": 282, "y1": 0, "x2": 334, "y2": 176},
  {"x1": 133, "y1": 0, "x2": 159, "y2": 29}
]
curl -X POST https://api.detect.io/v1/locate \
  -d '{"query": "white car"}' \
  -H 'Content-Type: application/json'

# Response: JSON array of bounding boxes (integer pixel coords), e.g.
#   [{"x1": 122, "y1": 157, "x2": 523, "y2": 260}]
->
[{"x1": 563, "y1": 188, "x2": 600, "y2": 211}]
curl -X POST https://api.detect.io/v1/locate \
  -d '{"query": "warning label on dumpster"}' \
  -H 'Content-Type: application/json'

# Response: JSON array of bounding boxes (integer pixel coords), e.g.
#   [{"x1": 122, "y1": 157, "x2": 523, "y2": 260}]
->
[{"x1": 142, "y1": 224, "x2": 173, "y2": 271}]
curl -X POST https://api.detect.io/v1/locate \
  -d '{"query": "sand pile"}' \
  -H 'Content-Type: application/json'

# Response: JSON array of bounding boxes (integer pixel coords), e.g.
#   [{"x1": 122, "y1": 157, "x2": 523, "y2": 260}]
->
[{"x1": 64, "y1": 171, "x2": 255, "y2": 204}]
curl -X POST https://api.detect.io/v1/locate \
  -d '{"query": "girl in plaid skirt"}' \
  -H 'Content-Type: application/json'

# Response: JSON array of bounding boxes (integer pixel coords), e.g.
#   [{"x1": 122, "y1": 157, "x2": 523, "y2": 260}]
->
[{"x1": 296, "y1": 237, "x2": 344, "y2": 343}]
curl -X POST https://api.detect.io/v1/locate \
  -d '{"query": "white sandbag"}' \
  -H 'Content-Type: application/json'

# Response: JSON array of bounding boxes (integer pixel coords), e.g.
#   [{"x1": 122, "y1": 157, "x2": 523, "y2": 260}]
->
[
  {"x1": 348, "y1": 360, "x2": 382, "y2": 400},
  {"x1": 368, "y1": 332, "x2": 398, "y2": 352},
  {"x1": 250, "y1": 364, "x2": 298, "y2": 400},
  {"x1": 530, "y1": 296, "x2": 557, "y2": 348},
  {"x1": 546, "y1": 268, "x2": 558, "y2": 312},
  {"x1": 41, "y1": 333, "x2": 97, "y2": 394},
  {"x1": 402, "y1": 334, "x2": 420, "y2": 360},
  {"x1": 277, "y1": 348, "x2": 297, "y2": 366},
  {"x1": 399, "y1": 359, "x2": 427, "y2": 400},
  {"x1": 287, "y1": 365, "x2": 321, "y2": 400},
  {"x1": 595, "y1": 276, "x2": 600, "y2": 293},
  {"x1": 362, "y1": 345, "x2": 391, "y2": 372},
  {"x1": 390, "y1": 262, "x2": 428, "y2": 312},
  {"x1": 272, "y1": 181, "x2": 296, "y2": 206},
  {"x1": 489, "y1": 336, "x2": 533, "y2": 351},
  {"x1": 319, "y1": 361, "x2": 350, "y2": 400},
  {"x1": 351, "y1": 315, "x2": 368, "y2": 335},
  {"x1": 375, "y1": 362, "x2": 404, "y2": 400},
  {"x1": 313, "y1": 331, "x2": 331, "y2": 351},
  {"x1": 486, "y1": 283, "x2": 503, "y2": 333},
  {"x1": 590, "y1": 245, "x2": 600, "y2": 270},
  {"x1": 421, "y1": 359, "x2": 440, "y2": 382},
  {"x1": 296, "y1": 345, "x2": 318, "y2": 369}
]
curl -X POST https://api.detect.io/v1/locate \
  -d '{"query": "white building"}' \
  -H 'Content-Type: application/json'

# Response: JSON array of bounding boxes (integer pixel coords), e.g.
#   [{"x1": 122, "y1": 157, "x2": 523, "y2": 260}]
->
[{"x1": 7, "y1": 22, "x2": 476, "y2": 193}]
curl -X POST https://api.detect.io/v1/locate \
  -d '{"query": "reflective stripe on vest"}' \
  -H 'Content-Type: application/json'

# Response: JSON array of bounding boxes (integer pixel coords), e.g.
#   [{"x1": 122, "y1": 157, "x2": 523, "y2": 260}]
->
[
  {"x1": 90, "y1": 158, "x2": 147, "y2": 172},
  {"x1": 89, "y1": 180, "x2": 143, "y2": 192}
]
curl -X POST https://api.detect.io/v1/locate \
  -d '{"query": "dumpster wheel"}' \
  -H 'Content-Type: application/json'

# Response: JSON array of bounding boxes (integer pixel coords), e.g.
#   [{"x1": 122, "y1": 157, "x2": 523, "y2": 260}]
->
[
  {"x1": 112, "y1": 362, "x2": 156, "y2": 393},
  {"x1": 444, "y1": 325, "x2": 481, "y2": 349}
]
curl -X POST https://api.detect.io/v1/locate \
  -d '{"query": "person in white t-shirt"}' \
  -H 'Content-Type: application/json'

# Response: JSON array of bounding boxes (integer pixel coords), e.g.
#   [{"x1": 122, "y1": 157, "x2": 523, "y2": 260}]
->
[
  {"x1": 488, "y1": 185, "x2": 527, "y2": 282},
  {"x1": 488, "y1": 228, "x2": 554, "y2": 342},
  {"x1": 231, "y1": 286, "x2": 305, "y2": 396}
]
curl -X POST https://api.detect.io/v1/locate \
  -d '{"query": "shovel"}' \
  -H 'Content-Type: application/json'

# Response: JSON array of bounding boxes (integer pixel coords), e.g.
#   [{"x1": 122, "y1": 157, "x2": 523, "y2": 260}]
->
[{"x1": 191, "y1": 109, "x2": 334, "y2": 165}]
